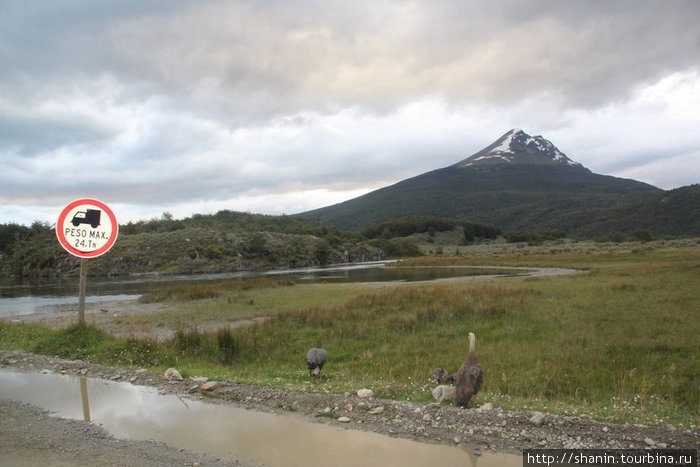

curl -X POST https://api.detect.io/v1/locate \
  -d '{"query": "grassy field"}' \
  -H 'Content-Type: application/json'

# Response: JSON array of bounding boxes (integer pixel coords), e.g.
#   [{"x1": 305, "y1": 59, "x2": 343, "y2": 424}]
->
[{"x1": 1, "y1": 242, "x2": 698, "y2": 428}]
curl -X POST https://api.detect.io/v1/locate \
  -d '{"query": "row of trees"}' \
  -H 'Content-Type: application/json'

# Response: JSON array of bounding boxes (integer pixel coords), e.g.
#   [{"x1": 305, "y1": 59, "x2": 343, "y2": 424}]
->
[{"x1": 360, "y1": 215, "x2": 500, "y2": 244}]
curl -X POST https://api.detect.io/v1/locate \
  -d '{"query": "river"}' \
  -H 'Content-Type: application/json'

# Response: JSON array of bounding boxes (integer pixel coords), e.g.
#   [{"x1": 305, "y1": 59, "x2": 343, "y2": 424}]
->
[{"x1": 0, "y1": 262, "x2": 571, "y2": 319}]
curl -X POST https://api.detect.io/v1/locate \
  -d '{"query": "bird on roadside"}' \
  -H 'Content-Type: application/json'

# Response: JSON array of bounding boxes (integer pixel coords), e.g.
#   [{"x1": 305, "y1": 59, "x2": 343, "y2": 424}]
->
[
  {"x1": 306, "y1": 348, "x2": 328, "y2": 377},
  {"x1": 454, "y1": 332, "x2": 483, "y2": 408}
]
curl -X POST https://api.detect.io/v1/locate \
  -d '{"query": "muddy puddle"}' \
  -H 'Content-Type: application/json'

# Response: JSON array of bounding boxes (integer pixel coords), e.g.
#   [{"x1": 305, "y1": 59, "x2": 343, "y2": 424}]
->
[{"x1": 0, "y1": 369, "x2": 520, "y2": 467}]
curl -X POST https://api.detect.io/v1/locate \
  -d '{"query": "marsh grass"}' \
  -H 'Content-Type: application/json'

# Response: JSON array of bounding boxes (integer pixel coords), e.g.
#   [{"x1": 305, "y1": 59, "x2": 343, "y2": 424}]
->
[
  {"x1": 160, "y1": 248, "x2": 698, "y2": 426},
  {"x1": 139, "y1": 277, "x2": 294, "y2": 303},
  {"x1": 22, "y1": 323, "x2": 171, "y2": 368},
  {"x1": 1, "y1": 245, "x2": 697, "y2": 427},
  {"x1": 120, "y1": 280, "x2": 364, "y2": 328}
]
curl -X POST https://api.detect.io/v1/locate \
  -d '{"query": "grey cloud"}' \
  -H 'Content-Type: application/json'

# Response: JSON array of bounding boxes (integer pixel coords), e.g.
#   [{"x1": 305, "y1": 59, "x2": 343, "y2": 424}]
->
[
  {"x1": 1, "y1": 0, "x2": 698, "y2": 224},
  {"x1": 103, "y1": 0, "x2": 700, "y2": 112},
  {"x1": 4, "y1": 1, "x2": 699, "y2": 124}
]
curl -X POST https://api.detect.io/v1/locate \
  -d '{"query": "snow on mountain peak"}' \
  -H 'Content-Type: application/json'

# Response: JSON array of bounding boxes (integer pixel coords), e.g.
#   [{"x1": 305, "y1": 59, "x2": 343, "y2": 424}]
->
[{"x1": 454, "y1": 129, "x2": 583, "y2": 169}]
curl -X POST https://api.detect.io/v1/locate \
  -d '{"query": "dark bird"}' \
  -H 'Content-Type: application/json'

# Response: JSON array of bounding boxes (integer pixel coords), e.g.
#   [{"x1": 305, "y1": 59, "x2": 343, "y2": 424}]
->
[
  {"x1": 306, "y1": 348, "x2": 328, "y2": 377},
  {"x1": 454, "y1": 332, "x2": 483, "y2": 408}
]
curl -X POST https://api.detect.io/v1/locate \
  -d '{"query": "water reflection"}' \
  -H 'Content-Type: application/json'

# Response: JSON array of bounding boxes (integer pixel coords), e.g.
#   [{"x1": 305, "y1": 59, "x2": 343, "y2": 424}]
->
[
  {"x1": 0, "y1": 369, "x2": 520, "y2": 467},
  {"x1": 79, "y1": 376, "x2": 90, "y2": 422}
]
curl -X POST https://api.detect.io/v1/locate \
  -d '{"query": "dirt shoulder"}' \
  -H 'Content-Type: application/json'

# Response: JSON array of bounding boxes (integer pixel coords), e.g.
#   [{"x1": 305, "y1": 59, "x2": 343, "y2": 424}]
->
[{"x1": 1, "y1": 349, "x2": 697, "y2": 463}]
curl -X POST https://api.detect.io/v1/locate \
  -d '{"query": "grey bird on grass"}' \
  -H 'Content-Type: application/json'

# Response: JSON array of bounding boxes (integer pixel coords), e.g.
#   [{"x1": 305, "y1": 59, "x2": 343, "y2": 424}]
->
[{"x1": 306, "y1": 348, "x2": 328, "y2": 377}]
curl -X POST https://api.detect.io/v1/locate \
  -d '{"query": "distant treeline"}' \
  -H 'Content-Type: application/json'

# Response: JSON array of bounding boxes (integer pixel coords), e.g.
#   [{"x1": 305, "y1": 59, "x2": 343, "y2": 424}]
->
[
  {"x1": 505, "y1": 230, "x2": 566, "y2": 245},
  {"x1": 0, "y1": 221, "x2": 51, "y2": 257},
  {"x1": 121, "y1": 209, "x2": 358, "y2": 240},
  {"x1": 361, "y1": 215, "x2": 500, "y2": 243}
]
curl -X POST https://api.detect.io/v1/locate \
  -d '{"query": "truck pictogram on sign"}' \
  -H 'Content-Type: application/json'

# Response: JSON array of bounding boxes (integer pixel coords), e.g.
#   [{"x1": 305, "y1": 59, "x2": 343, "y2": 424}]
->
[{"x1": 71, "y1": 209, "x2": 101, "y2": 228}]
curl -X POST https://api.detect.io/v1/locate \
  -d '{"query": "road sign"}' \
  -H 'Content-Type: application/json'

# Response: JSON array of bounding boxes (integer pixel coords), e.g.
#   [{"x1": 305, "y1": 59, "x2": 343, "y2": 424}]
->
[{"x1": 56, "y1": 198, "x2": 118, "y2": 258}]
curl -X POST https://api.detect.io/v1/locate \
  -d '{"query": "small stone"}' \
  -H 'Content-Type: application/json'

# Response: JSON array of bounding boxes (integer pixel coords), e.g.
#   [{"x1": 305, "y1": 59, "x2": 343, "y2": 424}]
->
[
  {"x1": 453, "y1": 437, "x2": 460, "y2": 444},
  {"x1": 644, "y1": 437, "x2": 656, "y2": 446},
  {"x1": 501, "y1": 420, "x2": 507, "y2": 427},
  {"x1": 479, "y1": 402, "x2": 494, "y2": 411},
  {"x1": 529, "y1": 412, "x2": 546, "y2": 427},
  {"x1": 368, "y1": 406, "x2": 384, "y2": 415},
  {"x1": 657, "y1": 442, "x2": 667, "y2": 449},
  {"x1": 538, "y1": 440, "x2": 547, "y2": 446},
  {"x1": 337, "y1": 416, "x2": 351, "y2": 423},
  {"x1": 357, "y1": 389, "x2": 374, "y2": 399},
  {"x1": 602, "y1": 426, "x2": 609, "y2": 432},
  {"x1": 200, "y1": 381, "x2": 218, "y2": 391},
  {"x1": 472, "y1": 449, "x2": 482, "y2": 456},
  {"x1": 164, "y1": 368, "x2": 183, "y2": 381},
  {"x1": 323, "y1": 407, "x2": 332, "y2": 414}
]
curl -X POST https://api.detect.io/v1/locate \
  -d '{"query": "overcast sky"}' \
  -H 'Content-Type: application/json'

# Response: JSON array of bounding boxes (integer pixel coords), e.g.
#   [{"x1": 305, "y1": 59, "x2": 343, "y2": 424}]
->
[{"x1": 2, "y1": 0, "x2": 699, "y2": 227}]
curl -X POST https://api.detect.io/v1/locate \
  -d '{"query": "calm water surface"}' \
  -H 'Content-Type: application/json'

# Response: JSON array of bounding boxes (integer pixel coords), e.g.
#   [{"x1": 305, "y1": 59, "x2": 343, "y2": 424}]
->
[
  {"x1": 0, "y1": 262, "x2": 534, "y2": 317},
  {"x1": 0, "y1": 369, "x2": 521, "y2": 467}
]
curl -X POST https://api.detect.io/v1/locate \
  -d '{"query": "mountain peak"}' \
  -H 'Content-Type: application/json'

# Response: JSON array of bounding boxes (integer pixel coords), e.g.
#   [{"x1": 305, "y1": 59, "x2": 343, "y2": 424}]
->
[{"x1": 454, "y1": 129, "x2": 583, "y2": 169}]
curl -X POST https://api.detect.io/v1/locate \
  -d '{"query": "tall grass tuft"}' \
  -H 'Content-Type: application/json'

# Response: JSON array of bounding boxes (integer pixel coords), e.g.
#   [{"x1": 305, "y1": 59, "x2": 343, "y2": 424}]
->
[
  {"x1": 217, "y1": 326, "x2": 239, "y2": 364},
  {"x1": 173, "y1": 327, "x2": 204, "y2": 356}
]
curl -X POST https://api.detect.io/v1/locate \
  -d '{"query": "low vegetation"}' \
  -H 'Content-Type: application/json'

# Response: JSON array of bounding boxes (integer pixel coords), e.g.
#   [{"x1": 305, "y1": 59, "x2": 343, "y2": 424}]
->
[
  {"x1": 1, "y1": 243, "x2": 698, "y2": 428},
  {"x1": 0, "y1": 213, "x2": 382, "y2": 277}
]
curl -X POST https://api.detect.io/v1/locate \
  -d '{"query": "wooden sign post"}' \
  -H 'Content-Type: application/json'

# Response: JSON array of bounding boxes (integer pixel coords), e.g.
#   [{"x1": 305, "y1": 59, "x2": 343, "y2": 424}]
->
[{"x1": 55, "y1": 199, "x2": 118, "y2": 325}]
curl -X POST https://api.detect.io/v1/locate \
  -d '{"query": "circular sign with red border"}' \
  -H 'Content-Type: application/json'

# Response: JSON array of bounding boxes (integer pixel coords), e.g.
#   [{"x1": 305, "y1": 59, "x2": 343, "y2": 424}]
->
[{"x1": 56, "y1": 198, "x2": 118, "y2": 258}]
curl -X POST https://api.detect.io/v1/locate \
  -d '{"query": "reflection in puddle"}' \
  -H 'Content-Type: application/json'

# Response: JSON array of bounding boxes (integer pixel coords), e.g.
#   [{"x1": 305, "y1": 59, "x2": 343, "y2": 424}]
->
[{"x1": 0, "y1": 369, "x2": 520, "y2": 467}]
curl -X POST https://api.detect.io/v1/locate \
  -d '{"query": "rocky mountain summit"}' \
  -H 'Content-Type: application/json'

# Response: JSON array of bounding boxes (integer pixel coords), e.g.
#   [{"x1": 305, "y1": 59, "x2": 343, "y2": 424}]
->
[{"x1": 454, "y1": 129, "x2": 583, "y2": 168}]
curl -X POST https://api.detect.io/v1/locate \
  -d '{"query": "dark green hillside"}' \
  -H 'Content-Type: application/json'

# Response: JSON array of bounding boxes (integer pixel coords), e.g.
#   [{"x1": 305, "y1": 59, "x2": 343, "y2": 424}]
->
[{"x1": 299, "y1": 164, "x2": 667, "y2": 237}]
